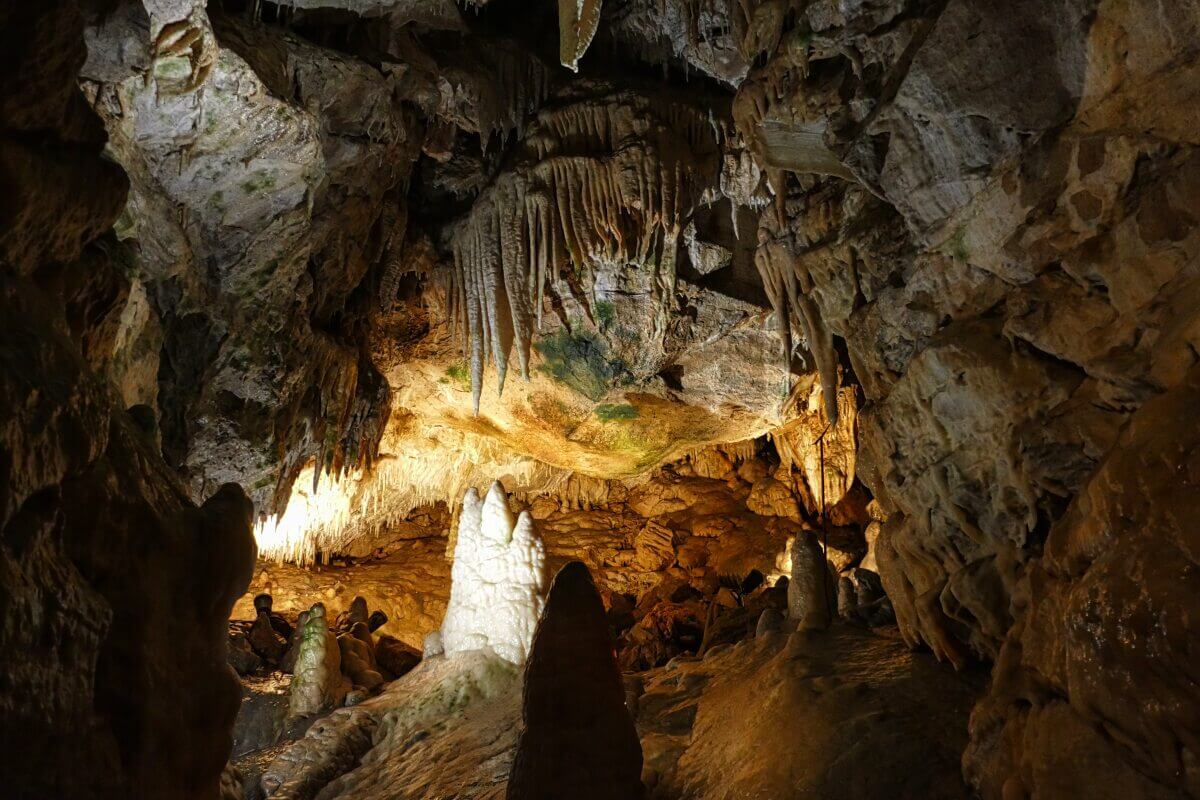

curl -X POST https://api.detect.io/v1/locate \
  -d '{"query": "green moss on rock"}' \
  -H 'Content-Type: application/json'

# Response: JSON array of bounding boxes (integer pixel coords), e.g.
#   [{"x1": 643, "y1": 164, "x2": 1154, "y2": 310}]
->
[
  {"x1": 595, "y1": 403, "x2": 638, "y2": 422},
  {"x1": 534, "y1": 329, "x2": 630, "y2": 401}
]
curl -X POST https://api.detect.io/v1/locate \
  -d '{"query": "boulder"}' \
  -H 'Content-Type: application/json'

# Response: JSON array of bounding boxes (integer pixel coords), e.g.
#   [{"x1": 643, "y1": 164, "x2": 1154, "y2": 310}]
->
[
  {"x1": 374, "y1": 635, "x2": 421, "y2": 680},
  {"x1": 633, "y1": 520, "x2": 677, "y2": 572},
  {"x1": 228, "y1": 630, "x2": 262, "y2": 675},
  {"x1": 248, "y1": 612, "x2": 288, "y2": 663}
]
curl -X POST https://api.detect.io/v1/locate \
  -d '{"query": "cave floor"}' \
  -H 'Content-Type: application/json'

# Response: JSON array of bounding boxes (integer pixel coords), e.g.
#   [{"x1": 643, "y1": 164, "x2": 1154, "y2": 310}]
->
[{"x1": 234, "y1": 623, "x2": 984, "y2": 800}]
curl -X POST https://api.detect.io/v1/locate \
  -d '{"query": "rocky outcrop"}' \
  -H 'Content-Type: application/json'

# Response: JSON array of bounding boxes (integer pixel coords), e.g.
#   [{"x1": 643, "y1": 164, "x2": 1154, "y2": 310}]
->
[
  {"x1": 727, "y1": 2, "x2": 1200, "y2": 794},
  {"x1": 508, "y1": 562, "x2": 644, "y2": 800},
  {"x1": 260, "y1": 650, "x2": 521, "y2": 799},
  {"x1": 964, "y1": 364, "x2": 1200, "y2": 799},
  {"x1": 81, "y1": 2, "x2": 422, "y2": 530},
  {"x1": 636, "y1": 626, "x2": 986, "y2": 799}
]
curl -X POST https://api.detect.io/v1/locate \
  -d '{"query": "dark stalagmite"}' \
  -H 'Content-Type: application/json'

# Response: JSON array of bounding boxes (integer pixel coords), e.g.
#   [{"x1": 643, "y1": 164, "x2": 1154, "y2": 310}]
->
[{"x1": 507, "y1": 561, "x2": 644, "y2": 800}]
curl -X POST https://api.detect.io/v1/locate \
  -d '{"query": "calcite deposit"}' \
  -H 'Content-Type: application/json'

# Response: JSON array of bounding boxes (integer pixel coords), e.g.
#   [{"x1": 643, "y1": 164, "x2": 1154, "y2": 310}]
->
[{"x1": 439, "y1": 482, "x2": 548, "y2": 664}]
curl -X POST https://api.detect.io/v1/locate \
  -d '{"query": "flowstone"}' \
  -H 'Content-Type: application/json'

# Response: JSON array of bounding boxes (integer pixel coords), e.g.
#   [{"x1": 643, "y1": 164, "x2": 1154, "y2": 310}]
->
[{"x1": 439, "y1": 482, "x2": 548, "y2": 665}]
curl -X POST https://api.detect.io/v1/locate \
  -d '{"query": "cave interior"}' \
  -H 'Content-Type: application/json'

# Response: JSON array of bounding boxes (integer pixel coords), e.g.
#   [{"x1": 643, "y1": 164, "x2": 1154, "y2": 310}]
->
[{"x1": 2, "y1": 0, "x2": 1200, "y2": 798}]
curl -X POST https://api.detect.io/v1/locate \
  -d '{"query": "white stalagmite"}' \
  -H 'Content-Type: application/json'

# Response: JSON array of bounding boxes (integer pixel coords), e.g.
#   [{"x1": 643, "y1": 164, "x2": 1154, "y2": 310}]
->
[{"x1": 438, "y1": 482, "x2": 548, "y2": 665}]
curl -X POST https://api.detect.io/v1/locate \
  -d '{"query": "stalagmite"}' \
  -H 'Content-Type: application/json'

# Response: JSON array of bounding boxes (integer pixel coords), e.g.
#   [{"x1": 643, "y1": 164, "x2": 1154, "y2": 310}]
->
[
  {"x1": 288, "y1": 604, "x2": 350, "y2": 719},
  {"x1": 438, "y1": 482, "x2": 548, "y2": 665},
  {"x1": 507, "y1": 561, "x2": 644, "y2": 800},
  {"x1": 788, "y1": 534, "x2": 834, "y2": 631}
]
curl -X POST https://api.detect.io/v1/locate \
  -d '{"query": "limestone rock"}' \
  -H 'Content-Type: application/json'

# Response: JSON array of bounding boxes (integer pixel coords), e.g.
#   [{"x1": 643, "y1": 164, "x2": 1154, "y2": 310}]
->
[
  {"x1": 0, "y1": 7, "x2": 255, "y2": 797},
  {"x1": 338, "y1": 632, "x2": 384, "y2": 691},
  {"x1": 755, "y1": 608, "x2": 785, "y2": 637},
  {"x1": 508, "y1": 562, "x2": 644, "y2": 800},
  {"x1": 634, "y1": 520, "x2": 677, "y2": 572},
  {"x1": 335, "y1": 596, "x2": 370, "y2": 634},
  {"x1": 249, "y1": 612, "x2": 289, "y2": 663},
  {"x1": 261, "y1": 650, "x2": 520, "y2": 799},
  {"x1": 964, "y1": 364, "x2": 1200, "y2": 798},
  {"x1": 639, "y1": 627, "x2": 986, "y2": 800},
  {"x1": 375, "y1": 635, "x2": 421, "y2": 680},
  {"x1": 229, "y1": 630, "x2": 263, "y2": 675},
  {"x1": 746, "y1": 476, "x2": 802, "y2": 519}
]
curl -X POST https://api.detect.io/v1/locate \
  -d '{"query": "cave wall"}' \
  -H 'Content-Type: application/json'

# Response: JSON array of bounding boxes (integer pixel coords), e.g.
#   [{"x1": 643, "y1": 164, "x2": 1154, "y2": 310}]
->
[
  {"x1": 0, "y1": 3, "x2": 256, "y2": 797},
  {"x1": 5, "y1": 0, "x2": 1196, "y2": 796},
  {"x1": 735, "y1": 0, "x2": 1200, "y2": 795},
  {"x1": 81, "y1": 0, "x2": 424, "y2": 513}
]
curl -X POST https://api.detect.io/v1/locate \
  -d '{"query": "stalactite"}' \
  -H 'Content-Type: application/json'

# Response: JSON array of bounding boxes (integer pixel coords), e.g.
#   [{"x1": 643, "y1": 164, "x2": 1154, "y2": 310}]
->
[
  {"x1": 254, "y1": 428, "x2": 586, "y2": 565},
  {"x1": 559, "y1": 0, "x2": 605, "y2": 72},
  {"x1": 754, "y1": 239, "x2": 840, "y2": 424},
  {"x1": 447, "y1": 91, "x2": 722, "y2": 413}
]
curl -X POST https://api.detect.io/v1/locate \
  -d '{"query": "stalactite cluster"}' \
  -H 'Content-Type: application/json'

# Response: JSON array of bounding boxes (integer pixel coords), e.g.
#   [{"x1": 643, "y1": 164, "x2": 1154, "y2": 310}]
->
[
  {"x1": 447, "y1": 89, "x2": 725, "y2": 412},
  {"x1": 754, "y1": 234, "x2": 842, "y2": 424}
]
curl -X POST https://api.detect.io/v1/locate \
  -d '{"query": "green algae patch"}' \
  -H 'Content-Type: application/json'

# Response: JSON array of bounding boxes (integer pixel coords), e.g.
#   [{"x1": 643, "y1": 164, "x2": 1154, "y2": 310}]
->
[
  {"x1": 534, "y1": 329, "x2": 631, "y2": 401},
  {"x1": 595, "y1": 403, "x2": 638, "y2": 422}
]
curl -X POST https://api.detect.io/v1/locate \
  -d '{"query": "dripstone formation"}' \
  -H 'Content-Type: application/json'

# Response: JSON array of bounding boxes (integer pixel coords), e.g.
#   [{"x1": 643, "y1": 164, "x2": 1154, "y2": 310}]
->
[{"x1": 508, "y1": 561, "x2": 645, "y2": 800}]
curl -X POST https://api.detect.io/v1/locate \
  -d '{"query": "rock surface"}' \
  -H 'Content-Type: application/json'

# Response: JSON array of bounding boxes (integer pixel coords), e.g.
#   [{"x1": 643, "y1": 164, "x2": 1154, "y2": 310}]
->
[
  {"x1": 10, "y1": 0, "x2": 1200, "y2": 797},
  {"x1": 0, "y1": 3, "x2": 255, "y2": 797},
  {"x1": 636, "y1": 626, "x2": 986, "y2": 799},
  {"x1": 964, "y1": 364, "x2": 1200, "y2": 798},
  {"x1": 259, "y1": 650, "x2": 521, "y2": 799}
]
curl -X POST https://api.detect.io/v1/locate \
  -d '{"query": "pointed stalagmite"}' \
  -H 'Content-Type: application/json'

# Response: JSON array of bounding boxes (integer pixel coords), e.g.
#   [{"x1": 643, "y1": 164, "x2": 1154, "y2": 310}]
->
[{"x1": 507, "y1": 561, "x2": 644, "y2": 800}]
